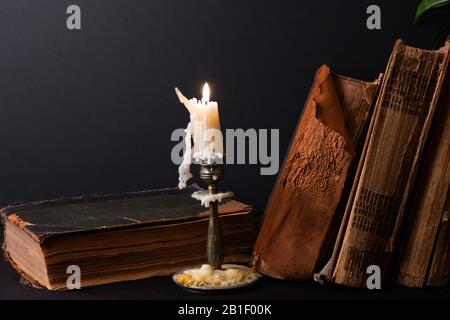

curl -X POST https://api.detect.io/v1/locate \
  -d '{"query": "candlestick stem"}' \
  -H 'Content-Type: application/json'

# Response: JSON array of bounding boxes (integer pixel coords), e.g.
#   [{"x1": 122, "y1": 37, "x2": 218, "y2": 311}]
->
[{"x1": 200, "y1": 164, "x2": 224, "y2": 269}]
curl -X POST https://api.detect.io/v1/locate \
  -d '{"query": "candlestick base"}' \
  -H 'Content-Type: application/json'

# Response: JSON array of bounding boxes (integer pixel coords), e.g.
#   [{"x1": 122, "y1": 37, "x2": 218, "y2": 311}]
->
[{"x1": 173, "y1": 264, "x2": 261, "y2": 294}]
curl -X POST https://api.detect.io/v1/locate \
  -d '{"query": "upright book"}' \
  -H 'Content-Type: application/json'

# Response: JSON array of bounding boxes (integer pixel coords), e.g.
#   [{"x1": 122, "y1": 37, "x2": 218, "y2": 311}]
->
[
  {"x1": 252, "y1": 64, "x2": 380, "y2": 280},
  {"x1": 396, "y1": 57, "x2": 450, "y2": 288},
  {"x1": 328, "y1": 40, "x2": 450, "y2": 288},
  {"x1": 2, "y1": 186, "x2": 255, "y2": 290}
]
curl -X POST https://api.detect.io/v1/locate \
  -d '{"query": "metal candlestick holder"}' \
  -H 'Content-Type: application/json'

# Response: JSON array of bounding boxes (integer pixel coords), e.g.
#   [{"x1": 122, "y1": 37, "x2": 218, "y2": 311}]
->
[
  {"x1": 173, "y1": 161, "x2": 261, "y2": 293},
  {"x1": 199, "y1": 163, "x2": 224, "y2": 269}
]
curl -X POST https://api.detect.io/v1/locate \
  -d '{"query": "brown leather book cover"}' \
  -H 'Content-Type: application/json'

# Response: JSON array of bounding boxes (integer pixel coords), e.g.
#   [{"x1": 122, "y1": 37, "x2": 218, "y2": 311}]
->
[
  {"x1": 252, "y1": 65, "x2": 380, "y2": 280},
  {"x1": 333, "y1": 40, "x2": 450, "y2": 288},
  {"x1": 2, "y1": 186, "x2": 255, "y2": 290}
]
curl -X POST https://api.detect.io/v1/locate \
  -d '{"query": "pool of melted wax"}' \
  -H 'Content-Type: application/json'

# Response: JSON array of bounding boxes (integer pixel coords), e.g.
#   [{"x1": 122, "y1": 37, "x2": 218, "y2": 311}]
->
[{"x1": 174, "y1": 264, "x2": 260, "y2": 287}]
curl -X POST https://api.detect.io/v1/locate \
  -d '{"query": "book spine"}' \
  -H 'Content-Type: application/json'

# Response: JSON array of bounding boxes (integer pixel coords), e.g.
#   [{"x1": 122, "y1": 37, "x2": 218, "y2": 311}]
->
[
  {"x1": 313, "y1": 74, "x2": 383, "y2": 284},
  {"x1": 333, "y1": 40, "x2": 450, "y2": 288},
  {"x1": 427, "y1": 205, "x2": 450, "y2": 287},
  {"x1": 396, "y1": 70, "x2": 450, "y2": 288}
]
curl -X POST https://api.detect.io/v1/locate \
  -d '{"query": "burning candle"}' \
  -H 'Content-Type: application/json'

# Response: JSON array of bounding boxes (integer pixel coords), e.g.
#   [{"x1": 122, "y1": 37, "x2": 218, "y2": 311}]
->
[{"x1": 175, "y1": 83, "x2": 224, "y2": 189}]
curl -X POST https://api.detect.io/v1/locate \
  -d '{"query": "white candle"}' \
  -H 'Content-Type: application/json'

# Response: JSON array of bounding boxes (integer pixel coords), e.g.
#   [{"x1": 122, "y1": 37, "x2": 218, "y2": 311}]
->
[
  {"x1": 198, "y1": 83, "x2": 222, "y2": 159},
  {"x1": 175, "y1": 83, "x2": 224, "y2": 189}
]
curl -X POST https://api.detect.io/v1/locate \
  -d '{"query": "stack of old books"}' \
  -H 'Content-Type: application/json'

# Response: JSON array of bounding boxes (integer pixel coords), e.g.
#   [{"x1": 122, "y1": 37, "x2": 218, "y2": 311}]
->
[{"x1": 254, "y1": 39, "x2": 450, "y2": 288}]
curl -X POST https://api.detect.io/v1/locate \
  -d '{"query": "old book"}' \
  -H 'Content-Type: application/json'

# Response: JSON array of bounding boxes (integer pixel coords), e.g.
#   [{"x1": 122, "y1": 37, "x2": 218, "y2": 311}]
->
[
  {"x1": 252, "y1": 65, "x2": 380, "y2": 280},
  {"x1": 1, "y1": 186, "x2": 255, "y2": 290},
  {"x1": 332, "y1": 40, "x2": 450, "y2": 288},
  {"x1": 396, "y1": 64, "x2": 450, "y2": 288}
]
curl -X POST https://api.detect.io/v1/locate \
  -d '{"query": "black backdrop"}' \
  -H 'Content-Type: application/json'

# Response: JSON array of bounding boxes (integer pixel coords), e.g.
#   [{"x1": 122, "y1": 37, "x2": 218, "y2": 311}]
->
[{"x1": 0, "y1": 0, "x2": 437, "y2": 213}]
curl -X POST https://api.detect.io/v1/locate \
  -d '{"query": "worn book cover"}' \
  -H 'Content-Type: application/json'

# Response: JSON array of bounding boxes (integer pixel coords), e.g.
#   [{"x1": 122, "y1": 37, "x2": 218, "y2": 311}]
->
[
  {"x1": 252, "y1": 65, "x2": 380, "y2": 280},
  {"x1": 396, "y1": 61, "x2": 450, "y2": 288},
  {"x1": 2, "y1": 186, "x2": 255, "y2": 290},
  {"x1": 332, "y1": 40, "x2": 450, "y2": 288}
]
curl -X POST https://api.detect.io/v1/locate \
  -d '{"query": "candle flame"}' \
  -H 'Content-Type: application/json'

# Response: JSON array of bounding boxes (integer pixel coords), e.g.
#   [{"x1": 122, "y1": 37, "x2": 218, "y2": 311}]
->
[{"x1": 202, "y1": 82, "x2": 210, "y2": 103}]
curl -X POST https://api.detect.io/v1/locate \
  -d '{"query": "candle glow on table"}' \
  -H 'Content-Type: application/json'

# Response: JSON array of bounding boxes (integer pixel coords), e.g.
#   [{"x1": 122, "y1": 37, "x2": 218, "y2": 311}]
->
[{"x1": 175, "y1": 83, "x2": 224, "y2": 189}]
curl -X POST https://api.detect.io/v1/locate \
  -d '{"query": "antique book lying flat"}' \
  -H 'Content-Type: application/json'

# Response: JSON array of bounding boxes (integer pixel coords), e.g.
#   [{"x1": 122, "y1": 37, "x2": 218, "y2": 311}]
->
[
  {"x1": 1, "y1": 186, "x2": 255, "y2": 290},
  {"x1": 252, "y1": 64, "x2": 381, "y2": 280}
]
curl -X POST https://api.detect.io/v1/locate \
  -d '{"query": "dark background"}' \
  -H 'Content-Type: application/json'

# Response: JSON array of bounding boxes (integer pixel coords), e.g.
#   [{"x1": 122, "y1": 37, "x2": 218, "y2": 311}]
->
[
  {"x1": 0, "y1": 0, "x2": 439, "y2": 211},
  {"x1": 0, "y1": 0, "x2": 446, "y2": 299}
]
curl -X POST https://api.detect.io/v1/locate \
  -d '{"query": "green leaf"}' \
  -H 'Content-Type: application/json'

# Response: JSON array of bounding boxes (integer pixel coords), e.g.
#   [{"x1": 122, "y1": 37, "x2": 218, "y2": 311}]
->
[
  {"x1": 433, "y1": 17, "x2": 450, "y2": 47},
  {"x1": 415, "y1": 0, "x2": 450, "y2": 24}
]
